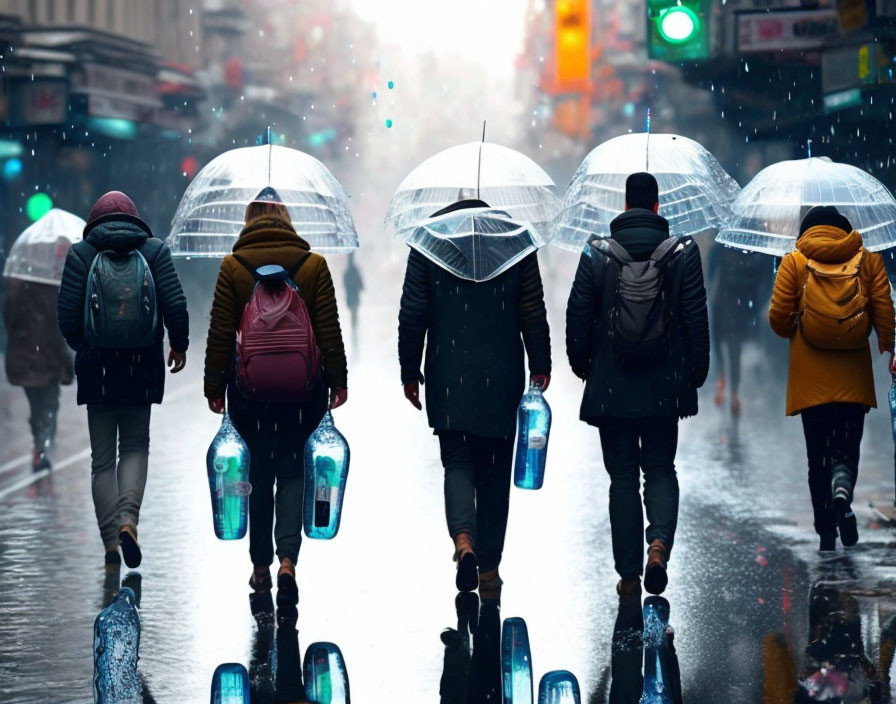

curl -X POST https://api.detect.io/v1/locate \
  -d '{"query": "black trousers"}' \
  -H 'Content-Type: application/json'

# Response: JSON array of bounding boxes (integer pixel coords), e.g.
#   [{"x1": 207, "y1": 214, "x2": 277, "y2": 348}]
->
[
  {"x1": 231, "y1": 397, "x2": 326, "y2": 567},
  {"x1": 597, "y1": 416, "x2": 679, "y2": 581},
  {"x1": 437, "y1": 431, "x2": 514, "y2": 573},
  {"x1": 24, "y1": 383, "x2": 60, "y2": 452},
  {"x1": 800, "y1": 402, "x2": 865, "y2": 537}
]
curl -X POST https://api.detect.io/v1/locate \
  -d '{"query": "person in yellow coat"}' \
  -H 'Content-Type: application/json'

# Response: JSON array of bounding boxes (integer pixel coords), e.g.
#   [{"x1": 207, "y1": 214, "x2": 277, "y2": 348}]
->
[{"x1": 769, "y1": 206, "x2": 895, "y2": 552}]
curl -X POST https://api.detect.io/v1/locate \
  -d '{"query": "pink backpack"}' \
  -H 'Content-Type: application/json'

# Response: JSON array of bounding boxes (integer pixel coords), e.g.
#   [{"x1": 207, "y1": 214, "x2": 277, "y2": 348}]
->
[{"x1": 233, "y1": 254, "x2": 322, "y2": 402}]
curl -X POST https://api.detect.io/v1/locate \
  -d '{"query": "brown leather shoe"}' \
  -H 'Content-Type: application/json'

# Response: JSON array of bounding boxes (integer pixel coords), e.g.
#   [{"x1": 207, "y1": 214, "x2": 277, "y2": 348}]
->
[
  {"x1": 644, "y1": 539, "x2": 668, "y2": 595},
  {"x1": 616, "y1": 578, "x2": 641, "y2": 597}
]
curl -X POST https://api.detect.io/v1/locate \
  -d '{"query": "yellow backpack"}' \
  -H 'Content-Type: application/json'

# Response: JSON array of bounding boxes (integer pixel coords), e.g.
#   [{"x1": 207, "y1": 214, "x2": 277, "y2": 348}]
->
[{"x1": 797, "y1": 248, "x2": 871, "y2": 350}]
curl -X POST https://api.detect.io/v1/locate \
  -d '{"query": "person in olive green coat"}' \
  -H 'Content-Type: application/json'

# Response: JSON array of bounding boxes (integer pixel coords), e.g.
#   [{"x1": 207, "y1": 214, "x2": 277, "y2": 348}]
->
[{"x1": 204, "y1": 189, "x2": 347, "y2": 604}]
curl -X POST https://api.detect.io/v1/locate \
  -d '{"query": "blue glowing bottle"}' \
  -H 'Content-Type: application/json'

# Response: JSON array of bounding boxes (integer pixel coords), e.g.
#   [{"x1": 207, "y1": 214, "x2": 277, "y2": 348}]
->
[
  {"x1": 210, "y1": 663, "x2": 250, "y2": 704},
  {"x1": 304, "y1": 411, "x2": 350, "y2": 540},
  {"x1": 206, "y1": 412, "x2": 252, "y2": 540},
  {"x1": 303, "y1": 642, "x2": 350, "y2": 704},
  {"x1": 514, "y1": 382, "x2": 551, "y2": 490},
  {"x1": 93, "y1": 587, "x2": 140, "y2": 704},
  {"x1": 537, "y1": 670, "x2": 581, "y2": 704},
  {"x1": 502, "y1": 617, "x2": 533, "y2": 704}
]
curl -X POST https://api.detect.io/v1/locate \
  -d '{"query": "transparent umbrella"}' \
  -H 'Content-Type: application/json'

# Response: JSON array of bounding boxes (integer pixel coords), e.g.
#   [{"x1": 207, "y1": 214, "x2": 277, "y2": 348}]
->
[
  {"x1": 407, "y1": 208, "x2": 543, "y2": 282},
  {"x1": 167, "y1": 144, "x2": 358, "y2": 257},
  {"x1": 552, "y1": 133, "x2": 740, "y2": 252},
  {"x1": 717, "y1": 157, "x2": 896, "y2": 256},
  {"x1": 3, "y1": 208, "x2": 85, "y2": 286},
  {"x1": 386, "y1": 141, "x2": 561, "y2": 240}
]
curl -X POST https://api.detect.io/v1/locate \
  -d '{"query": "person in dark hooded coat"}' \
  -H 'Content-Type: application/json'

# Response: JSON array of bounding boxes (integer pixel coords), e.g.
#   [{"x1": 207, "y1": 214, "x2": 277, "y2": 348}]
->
[
  {"x1": 398, "y1": 198, "x2": 551, "y2": 597},
  {"x1": 57, "y1": 191, "x2": 189, "y2": 569},
  {"x1": 566, "y1": 173, "x2": 709, "y2": 598}
]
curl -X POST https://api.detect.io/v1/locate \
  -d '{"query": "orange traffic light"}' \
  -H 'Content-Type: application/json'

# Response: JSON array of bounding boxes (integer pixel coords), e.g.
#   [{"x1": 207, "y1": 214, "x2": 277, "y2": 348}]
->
[{"x1": 555, "y1": 0, "x2": 591, "y2": 87}]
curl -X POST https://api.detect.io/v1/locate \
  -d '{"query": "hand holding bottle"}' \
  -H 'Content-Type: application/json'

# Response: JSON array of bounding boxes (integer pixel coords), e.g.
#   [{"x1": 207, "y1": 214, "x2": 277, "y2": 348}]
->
[{"x1": 404, "y1": 380, "x2": 422, "y2": 410}]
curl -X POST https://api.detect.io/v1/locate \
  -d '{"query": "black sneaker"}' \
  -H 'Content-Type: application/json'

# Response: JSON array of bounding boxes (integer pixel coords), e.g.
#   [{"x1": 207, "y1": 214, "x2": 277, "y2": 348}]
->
[
  {"x1": 833, "y1": 495, "x2": 858, "y2": 547},
  {"x1": 456, "y1": 552, "x2": 479, "y2": 592},
  {"x1": 32, "y1": 451, "x2": 51, "y2": 473},
  {"x1": 119, "y1": 528, "x2": 143, "y2": 568}
]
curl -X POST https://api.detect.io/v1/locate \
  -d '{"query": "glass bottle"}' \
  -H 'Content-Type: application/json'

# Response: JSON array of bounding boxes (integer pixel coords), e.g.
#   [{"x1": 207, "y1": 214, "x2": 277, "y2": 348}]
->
[
  {"x1": 303, "y1": 642, "x2": 350, "y2": 704},
  {"x1": 93, "y1": 587, "x2": 141, "y2": 703},
  {"x1": 514, "y1": 382, "x2": 552, "y2": 490},
  {"x1": 502, "y1": 616, "x2": 533, "y2": 704},
  {"x1": 210, "y1": 663, "x2": 250, "y2": 704},
  {"x1": 206, "y1": 412, "x2": 251, "y2": 540},
  {"x1": 537, "y1": 670, "x2": 581, "y2": 704},
  {"x1": 304, "y1": 411, "x2": 350, "y2": 539}
]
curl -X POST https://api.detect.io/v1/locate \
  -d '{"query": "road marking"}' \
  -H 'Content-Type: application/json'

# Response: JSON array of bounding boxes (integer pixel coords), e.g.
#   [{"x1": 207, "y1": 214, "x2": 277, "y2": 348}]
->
[
  {"x1": 0, "y1": 448, "x2": 91, "y2": 500},
  {"x1": 0, "y1": 382, "x2": 200, "y2": 502},
  {"x1": 0, "y1": 453, "x2": 30, "y2": 476}
]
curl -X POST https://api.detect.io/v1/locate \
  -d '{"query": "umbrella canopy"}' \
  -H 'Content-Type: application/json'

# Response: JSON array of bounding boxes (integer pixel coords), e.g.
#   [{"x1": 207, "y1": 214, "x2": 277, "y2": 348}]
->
[
  {"x1": 552, "y1": 133, "x2": 741, "y2": 252},
  {"x1": 167, "y1": 144, "x2": 358, "y2": 257},
  {"x1": 717, "y1": 157, "x2": 896, "y2": 256},
  {"x1": 407, "y1": 207, "x2": 542, "y2": 282},
  {"x1": 3, "y1": 208, "x2": 85, "y2": 286},
  {"x1": 386, "y1": 141, "x2": 561, "y2": 240}
]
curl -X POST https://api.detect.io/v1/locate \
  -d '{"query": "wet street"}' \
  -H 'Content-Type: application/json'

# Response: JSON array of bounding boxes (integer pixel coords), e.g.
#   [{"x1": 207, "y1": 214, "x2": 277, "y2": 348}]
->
[{"x1": 1, "y1": 250, "x2": 896, "y2": 704}]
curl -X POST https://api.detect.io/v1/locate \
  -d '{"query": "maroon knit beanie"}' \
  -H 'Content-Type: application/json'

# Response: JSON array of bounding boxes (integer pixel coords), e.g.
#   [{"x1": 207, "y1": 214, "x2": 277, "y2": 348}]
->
[{"x1": 86, "y1": 191, "x2": 139, "y2": 225}]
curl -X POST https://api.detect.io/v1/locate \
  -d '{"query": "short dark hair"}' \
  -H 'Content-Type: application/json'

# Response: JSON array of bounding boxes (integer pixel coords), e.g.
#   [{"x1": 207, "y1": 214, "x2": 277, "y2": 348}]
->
[{"x1": 625, "y1": 172, "x2": 659, "y2": 210}]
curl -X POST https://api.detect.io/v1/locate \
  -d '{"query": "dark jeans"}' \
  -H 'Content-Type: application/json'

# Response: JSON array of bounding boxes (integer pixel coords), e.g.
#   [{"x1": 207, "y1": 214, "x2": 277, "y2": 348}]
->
[
  {"x1": 800, "y1": 403, "x2": 865, "y2": 537},
  {"x1": 24, "y1": 384, "x2": 60, "y2": 452},
  {"x1": 437, "y1": 431, "x2": 514, "y2": 573},
  {"x1": 598, "y1": 416, "x2": 679, "y2": 581},
  {"x1": 231, "y1": 399, "x2": 325, "y2": 567}
]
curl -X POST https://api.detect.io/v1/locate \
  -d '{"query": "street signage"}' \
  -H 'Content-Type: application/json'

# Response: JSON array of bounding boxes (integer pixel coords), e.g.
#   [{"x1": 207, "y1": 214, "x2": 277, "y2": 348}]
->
[{"x1": 736, "y1": 8, "x2": 841, "y2": 53}]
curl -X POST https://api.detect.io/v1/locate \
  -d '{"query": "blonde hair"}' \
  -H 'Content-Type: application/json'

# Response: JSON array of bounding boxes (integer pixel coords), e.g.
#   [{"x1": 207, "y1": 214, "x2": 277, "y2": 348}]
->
[{"x1": 244, "y1": 200, "x2": 291, "y2": 224}]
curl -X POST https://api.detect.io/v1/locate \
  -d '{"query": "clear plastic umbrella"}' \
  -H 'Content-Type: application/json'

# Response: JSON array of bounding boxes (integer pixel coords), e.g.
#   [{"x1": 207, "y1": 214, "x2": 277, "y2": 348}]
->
[
  {"x1": 552, "y1": 133, "x2": 741, "y2": 252},
  {"x1": 386, "y1": 142, "x2": 561, "y2": 240},
  {"x1": 167, "y1": 144, "x2": 358, "y2": 257},
  {"x1": 717, "y1": 157, "x2": 896, "y2": 256},
  {"x1": 407, "y1": 208, "x2": 542, "y2": 282},
  {"x1": 3, "y1": 208, "x2": 85, "y2": 286}
]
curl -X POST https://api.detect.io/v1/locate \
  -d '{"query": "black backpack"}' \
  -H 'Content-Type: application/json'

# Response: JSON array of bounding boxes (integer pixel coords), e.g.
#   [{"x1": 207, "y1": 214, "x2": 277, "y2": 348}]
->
[
  {"x1": 83, "y1": 244, "x2": 159, "y2": 349},
  {"x1": 592, "y1": 236, "x2": 685, "y2": 364}
]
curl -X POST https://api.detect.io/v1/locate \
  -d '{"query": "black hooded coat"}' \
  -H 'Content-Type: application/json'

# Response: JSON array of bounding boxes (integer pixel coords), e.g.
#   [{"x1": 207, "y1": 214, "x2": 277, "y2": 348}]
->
[{"x1": 57, "y1": 215, "x2": 189, "y2": 405}]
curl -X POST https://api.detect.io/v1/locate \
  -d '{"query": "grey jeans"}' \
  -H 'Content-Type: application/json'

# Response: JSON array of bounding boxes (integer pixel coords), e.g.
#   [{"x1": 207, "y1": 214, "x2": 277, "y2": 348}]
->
[{"x1": 87, "y1": 404, "x2": 151, "y2": 549}]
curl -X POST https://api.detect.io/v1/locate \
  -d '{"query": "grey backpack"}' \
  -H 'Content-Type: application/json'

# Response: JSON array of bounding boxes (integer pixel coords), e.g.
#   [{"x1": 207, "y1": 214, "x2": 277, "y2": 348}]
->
[
  {"x1": 83, "y1": 247, "x2": 158, "y2": 349},
  {"x1": 592, "y1": 236, "x2": 684, "y2": 364}
]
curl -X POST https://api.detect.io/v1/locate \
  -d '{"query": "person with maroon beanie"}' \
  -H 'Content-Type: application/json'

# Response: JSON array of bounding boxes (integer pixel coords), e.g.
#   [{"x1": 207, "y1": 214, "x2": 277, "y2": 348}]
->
[{"x1": 57, "y1": 191, "x2": 189, "y2": 569}]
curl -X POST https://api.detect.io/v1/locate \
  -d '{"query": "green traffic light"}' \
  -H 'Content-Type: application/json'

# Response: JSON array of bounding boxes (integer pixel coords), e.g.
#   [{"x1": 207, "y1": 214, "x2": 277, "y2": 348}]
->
[
  {"x1": 658, "y1": 6, "x2": 700, "y2": 44},
  {"x1": 26, "y1": 192, "x2": 53, "y2": 221}
]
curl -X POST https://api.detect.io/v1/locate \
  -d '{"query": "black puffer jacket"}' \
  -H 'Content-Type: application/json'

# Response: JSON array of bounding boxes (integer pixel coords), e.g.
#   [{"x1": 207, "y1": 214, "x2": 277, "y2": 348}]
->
[
  {"x1": 566, "y1": 209, "x2": 709, "y2": 424},
  {"x1": 57, "y1": 216, "x2": 189, "y2": 405},
  {"x1": 398, "y1": 248, "x2": 551, "y2": 439}
]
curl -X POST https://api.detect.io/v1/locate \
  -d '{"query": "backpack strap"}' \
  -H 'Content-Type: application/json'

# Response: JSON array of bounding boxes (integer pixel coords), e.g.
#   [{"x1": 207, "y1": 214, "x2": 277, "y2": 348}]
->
[
  {"x1": 650, "y1": 236, "x2": 684, "y2": 265},
  {"x1": 288, "y1": 252, "x2": 312, "y2": 279},
  {"x1": 593, "y1": 237, "x2": 633, "y2": 266}
]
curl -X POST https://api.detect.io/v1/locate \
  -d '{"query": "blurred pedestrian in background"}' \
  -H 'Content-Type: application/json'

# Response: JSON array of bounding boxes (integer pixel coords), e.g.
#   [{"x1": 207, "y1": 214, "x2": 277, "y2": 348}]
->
[
  {"x1": 343, "y1": 251, "x2": 363, "y2": 348},
  {"x1": 566, "y1": 172, "x2": 709, "y2": 597},
  {"x1": 769, "y1": 206, "x2": 895, "y2": 552},
  {"x1": 706, "y1": 243, "x2": 770, "y2": 415},
  {"x1": 3, "y1": 276, "x2": 73, "y2": 471},
  {"x1": 398, "y1": 198, "x2": 551, "y2": 598},
  {"x1": 204, "y1": 187, "x2": 348, "y2": 606},
  {"x1": 58, "y1": 191, "x2": 189, "y2": 570}
]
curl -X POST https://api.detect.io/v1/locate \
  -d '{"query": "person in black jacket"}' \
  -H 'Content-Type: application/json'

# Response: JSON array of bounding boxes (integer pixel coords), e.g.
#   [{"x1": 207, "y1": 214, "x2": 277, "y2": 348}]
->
[
  {"x1": 398, "y1": 199, "x2": 551, "y2": 597},
  {"x1": 57, "y1": 191, "x2": 188, "y2": 569},
  {"x1": 566, "y1": 173, "x2": 709, "y2": 597}
]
